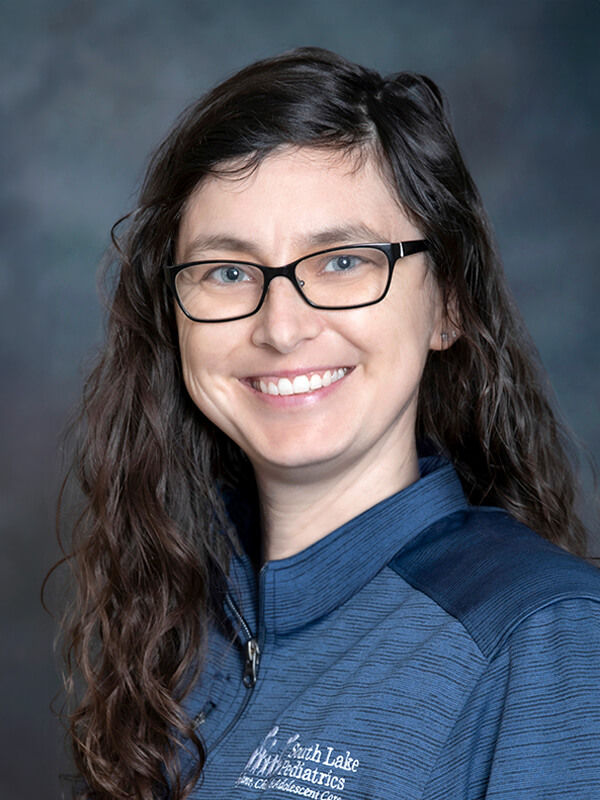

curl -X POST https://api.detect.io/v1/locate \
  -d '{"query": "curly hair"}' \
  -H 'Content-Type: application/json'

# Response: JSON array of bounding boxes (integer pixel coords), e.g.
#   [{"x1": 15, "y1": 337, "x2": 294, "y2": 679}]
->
[{"x1": 55, "y1": 47, "x2": 590, "y2": 799}]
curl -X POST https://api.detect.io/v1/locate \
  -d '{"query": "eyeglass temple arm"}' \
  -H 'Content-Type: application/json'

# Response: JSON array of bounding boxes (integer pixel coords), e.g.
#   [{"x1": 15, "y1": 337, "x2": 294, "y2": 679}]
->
[{"x1": 400, "y1": 240, "x2": 429, "y2": 258}]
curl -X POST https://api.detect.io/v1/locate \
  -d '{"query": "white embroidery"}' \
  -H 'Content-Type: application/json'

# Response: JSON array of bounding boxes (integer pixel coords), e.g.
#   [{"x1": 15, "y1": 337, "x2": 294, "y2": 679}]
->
[{"x1": 236, "y1": 726, "x2": 360, "y2": 798}]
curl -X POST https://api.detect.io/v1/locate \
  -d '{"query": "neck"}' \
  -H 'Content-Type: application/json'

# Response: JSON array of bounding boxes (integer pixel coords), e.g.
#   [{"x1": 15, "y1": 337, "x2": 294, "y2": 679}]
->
[{"x1": 255, "y1": 438, "x2": 420, "y2": 562}]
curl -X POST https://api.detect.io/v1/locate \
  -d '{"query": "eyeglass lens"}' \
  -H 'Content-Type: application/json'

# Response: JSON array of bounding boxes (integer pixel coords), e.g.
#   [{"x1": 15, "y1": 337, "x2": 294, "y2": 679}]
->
[{"x1": 175, "y1": 246, "x2": 390, "y2": 321}]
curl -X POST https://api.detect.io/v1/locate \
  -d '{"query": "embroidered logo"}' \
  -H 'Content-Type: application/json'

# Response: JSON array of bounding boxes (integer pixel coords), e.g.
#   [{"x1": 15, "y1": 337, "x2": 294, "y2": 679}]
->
[{"x1": 235, "y1": 726, "x2": 360, "y2": 798}]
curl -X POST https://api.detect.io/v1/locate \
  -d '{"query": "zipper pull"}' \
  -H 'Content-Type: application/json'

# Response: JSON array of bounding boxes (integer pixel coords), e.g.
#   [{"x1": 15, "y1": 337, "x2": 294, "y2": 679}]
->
[
  {"x1": 192, "y1": 700, "x2": 216, "y2": 729},
  {"x1": 243, "y1": 638, "x2": 260, "y2": 688}
]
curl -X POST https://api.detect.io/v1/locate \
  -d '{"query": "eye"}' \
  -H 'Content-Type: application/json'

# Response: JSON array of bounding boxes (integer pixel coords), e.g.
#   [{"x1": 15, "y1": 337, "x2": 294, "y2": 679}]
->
[
  {"x1": 209, "y1": 264, "x2": 252, "y2": 284},
  {"x1": 322, "y1": 254, "x2": 363, "y2": 273}
]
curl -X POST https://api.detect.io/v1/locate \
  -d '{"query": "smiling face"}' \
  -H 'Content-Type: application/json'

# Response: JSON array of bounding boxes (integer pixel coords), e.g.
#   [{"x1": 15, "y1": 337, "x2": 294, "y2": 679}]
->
[{"x1": 175, "y1": 147, "x2": 446, "y2": 489}]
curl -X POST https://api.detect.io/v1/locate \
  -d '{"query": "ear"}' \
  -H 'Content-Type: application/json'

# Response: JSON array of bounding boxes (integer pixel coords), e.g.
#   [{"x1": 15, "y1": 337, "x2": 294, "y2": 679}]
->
[{"x1": 429, "y1": 291, "x2": 461, "y2": 352}]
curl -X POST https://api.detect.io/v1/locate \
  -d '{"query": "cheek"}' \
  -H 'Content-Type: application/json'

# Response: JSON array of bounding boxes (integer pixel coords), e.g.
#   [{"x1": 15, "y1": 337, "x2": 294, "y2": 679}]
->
[
  {"x1": 175, "y1": 316, "x2": 250, "y2": 421},
  {"x1": 385, "y1": 276, "x2": 442, "y2": 355},
  {"x1": 352, "y1": 293, "x2": 435, "y2": 361},
  {"x1": 176, "y1": 322, "x2": 224, "y2": 399},
  {"x1": 177, "y1": 323, "x2": 203, "y2": 387}
]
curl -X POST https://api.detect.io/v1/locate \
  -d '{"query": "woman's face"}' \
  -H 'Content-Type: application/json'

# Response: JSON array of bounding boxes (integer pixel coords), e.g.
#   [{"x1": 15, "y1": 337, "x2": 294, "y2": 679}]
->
[{"x1": 175, "y1": 147, "x2": 445, "y2": 484}]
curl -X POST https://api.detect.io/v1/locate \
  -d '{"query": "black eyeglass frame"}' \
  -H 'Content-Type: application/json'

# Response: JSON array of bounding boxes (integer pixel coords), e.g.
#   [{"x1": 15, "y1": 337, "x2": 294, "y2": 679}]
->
[{"x1": 164, "y1": 240, "x2": 429, "y2": 323}]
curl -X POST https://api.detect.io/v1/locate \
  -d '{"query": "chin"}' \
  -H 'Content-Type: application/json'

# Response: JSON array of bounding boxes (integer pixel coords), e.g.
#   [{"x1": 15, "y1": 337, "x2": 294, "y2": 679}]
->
[{"x1": 247, "y1": 440, "x2": 350, "y2": 474}]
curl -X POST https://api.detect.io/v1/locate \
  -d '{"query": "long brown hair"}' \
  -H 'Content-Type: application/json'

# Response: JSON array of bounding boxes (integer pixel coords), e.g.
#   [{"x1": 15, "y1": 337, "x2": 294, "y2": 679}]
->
[{"x1": 56, "y1": 47, "x2": 591, "y2": 799}]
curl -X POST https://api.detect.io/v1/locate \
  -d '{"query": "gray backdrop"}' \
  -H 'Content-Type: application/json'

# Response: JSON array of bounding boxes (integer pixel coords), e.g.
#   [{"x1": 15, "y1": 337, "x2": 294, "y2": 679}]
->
[{"x1": 1, "y1": 1, "x2": 598, "y2": 798}]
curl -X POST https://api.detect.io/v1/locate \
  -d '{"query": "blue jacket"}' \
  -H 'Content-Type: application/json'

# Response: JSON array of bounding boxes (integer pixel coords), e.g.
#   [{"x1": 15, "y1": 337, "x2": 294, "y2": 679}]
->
[{"x1": 186, "y1": 457, "x2": 600, "y2": 798}]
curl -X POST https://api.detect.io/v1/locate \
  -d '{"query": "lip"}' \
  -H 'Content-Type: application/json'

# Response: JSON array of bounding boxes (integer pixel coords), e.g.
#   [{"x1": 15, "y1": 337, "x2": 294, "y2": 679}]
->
[
  {"x1": 241, "y1": 366, "x2": 354, "y2": 404},
  {"x1": 244, "y1": 366, "x2": 352, "y2": 382}
]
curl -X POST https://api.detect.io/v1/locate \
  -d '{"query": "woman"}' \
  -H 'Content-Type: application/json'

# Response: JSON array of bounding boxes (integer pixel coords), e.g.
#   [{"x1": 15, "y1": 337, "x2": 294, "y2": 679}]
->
[{"x1": 59, "y1": 48, "x2": 600, "y2": 799}]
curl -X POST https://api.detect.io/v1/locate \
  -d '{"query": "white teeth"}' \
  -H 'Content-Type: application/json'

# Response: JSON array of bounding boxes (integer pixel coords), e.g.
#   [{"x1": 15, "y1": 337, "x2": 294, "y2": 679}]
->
[
  {"x1": 292, "y1": 375, "x2": 311, "y2": 394},
  {"x1": 278, "y1": 378, "x2": 294, "y2": 396},
  {"x1": 253, "y1": 368, "x2": 348, "y2": 396}
]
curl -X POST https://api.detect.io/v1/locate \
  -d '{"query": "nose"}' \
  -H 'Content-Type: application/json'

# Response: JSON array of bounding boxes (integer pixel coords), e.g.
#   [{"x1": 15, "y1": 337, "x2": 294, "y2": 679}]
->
[{"x1": 250, "y1": 276, "x2": 324, "y2": 353}]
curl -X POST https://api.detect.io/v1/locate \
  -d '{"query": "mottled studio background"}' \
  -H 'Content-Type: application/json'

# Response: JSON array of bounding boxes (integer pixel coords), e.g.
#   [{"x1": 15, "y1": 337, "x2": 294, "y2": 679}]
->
[{"x1": 1, "y1": 1, "x2": 599, "y2": 798}]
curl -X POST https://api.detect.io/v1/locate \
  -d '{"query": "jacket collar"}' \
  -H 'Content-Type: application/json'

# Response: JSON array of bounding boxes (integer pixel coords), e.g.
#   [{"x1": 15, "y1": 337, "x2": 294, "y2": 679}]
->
[{"x1": 228, "y1": 456, "x2": 468, "y2": 636}]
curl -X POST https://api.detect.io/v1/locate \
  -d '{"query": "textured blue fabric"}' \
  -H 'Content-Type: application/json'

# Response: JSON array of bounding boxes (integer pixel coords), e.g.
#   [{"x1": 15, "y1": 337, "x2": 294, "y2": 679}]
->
[{"x1": 186, "y1": 458, "x2": 600, "y2": 799}]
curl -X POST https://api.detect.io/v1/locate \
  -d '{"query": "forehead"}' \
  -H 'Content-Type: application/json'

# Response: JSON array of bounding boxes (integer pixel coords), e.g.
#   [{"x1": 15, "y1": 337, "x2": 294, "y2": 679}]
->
[{"x1": 176, "y1": 146, "x2": 415, "y2": 262}]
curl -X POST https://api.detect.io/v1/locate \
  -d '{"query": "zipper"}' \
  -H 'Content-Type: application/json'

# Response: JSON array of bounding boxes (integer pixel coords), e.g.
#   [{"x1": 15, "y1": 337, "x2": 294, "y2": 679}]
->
[
  {"x1": 192, "y1": 700, "x2": 216, "y2": 729},
  {"x1": 202, "y1": 562, "x2": 269, "y2": 755},
  {"x1": 224, "y1": 593, "x2": 261, "y2": 687},
  {"x1": 243, "y1": 638, "x2": 260, "y2": 688},
  {"x1": 205, "y1": 589, "x2": 262, "y2": 752},
  {"x1": 191, "y1": 595, "x2": 257, "y2": 731}
]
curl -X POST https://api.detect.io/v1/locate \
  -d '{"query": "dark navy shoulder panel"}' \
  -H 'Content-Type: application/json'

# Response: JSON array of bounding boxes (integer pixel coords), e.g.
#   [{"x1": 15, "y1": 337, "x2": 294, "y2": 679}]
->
[{"x1": 388, "y1": 507, "x2": 600, "y2": 658}]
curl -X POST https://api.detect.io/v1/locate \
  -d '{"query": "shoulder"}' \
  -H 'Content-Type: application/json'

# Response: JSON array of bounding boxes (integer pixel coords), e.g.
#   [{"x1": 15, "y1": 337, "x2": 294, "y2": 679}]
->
[{"x1": 388, "y1": 507, "x2": 600, "y2": 658}]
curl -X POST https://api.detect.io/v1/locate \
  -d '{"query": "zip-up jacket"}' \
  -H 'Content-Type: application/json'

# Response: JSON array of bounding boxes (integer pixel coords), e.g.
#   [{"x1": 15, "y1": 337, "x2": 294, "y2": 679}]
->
[{"x1": 186, "y1": 457, "x2": 600, "y2": 799}]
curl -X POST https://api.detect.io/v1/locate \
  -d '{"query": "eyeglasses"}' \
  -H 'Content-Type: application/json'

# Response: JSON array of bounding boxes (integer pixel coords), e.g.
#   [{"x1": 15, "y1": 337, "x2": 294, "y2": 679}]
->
[{"x1": 164, "y1": 240, "x2": 428, "y2": 323}]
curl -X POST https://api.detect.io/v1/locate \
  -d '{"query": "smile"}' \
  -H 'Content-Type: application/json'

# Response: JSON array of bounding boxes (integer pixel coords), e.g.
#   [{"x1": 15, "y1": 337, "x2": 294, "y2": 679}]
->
[{"x1": 250, "y1": 368, "x2": 350, "y2": 396}]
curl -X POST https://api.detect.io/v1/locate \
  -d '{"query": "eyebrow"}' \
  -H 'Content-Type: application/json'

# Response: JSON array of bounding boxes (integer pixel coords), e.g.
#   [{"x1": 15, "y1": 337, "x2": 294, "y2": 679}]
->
[{"x1": 179, "y1": 223, "x2": 390, "y2": 264}]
